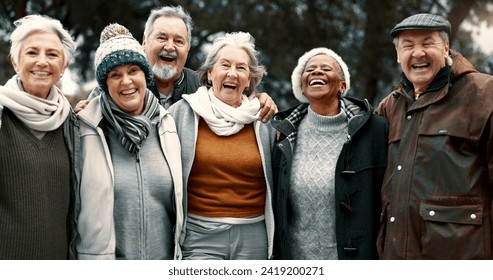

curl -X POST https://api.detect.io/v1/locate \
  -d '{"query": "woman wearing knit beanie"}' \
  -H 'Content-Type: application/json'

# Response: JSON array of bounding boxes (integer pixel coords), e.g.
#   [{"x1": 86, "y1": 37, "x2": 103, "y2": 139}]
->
[
  {"x1": 271, "y1": 48, "x2": 388, "y2": 260},
  {"x1": 168, "y1": 31, "x2": 275, "y2": 260},
  {"x1": 76, "y1": 23, "x2": 183, "y2": 260},
  {"x1": 0, "y1": 14, "x2": 77, "y2": 260}
]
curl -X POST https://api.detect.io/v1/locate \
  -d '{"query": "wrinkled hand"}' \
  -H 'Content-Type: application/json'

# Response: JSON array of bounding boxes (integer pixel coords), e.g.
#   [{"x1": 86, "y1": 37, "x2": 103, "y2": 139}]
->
[
  {"x1": 252, "y1": 92, "x2": 277, "y2": 123},
  {"x1": 74, "y1": 99, "x2": 90, "y2": 114}
]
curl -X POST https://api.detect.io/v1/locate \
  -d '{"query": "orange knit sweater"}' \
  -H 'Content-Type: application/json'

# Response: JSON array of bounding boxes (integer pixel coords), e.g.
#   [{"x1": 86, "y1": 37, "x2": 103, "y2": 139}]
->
[{"x1": 187, "y1": 118, "x2": 266, "y2": 218}]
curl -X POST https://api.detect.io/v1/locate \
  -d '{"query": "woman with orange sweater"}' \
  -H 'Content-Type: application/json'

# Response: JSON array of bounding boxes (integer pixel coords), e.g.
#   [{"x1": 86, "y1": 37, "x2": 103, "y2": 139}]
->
[{"x1": 168, "y1": 31, "x2": 274, "y2": 260}]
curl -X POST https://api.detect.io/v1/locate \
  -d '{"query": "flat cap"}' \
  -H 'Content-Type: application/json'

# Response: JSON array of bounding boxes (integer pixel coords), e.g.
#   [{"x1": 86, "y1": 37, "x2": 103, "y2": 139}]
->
[{"x1": 390, "y1": 13, "x2": 451, "y2": 37}]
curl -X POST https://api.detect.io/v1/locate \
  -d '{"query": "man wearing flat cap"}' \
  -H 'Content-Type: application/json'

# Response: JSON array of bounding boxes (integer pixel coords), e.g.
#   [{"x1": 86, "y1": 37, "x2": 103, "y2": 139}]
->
[{"x1": 375, "y1": 13, "x2": 493, "y2": 259}]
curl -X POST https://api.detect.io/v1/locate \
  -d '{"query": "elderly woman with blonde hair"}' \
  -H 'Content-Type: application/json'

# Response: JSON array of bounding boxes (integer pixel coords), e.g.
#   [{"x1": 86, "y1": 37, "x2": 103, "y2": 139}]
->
[
  {"x1": 0, "y1": 14, "x2": 78, "y2": 259},
  {"x1": 169, "y1": 31, "x2": 275, "y2": 260}
]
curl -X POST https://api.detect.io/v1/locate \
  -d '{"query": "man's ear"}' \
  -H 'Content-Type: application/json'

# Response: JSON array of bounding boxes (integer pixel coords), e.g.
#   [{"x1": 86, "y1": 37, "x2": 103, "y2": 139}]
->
[
  {"x1": 142, "y1": 35, "x2": 147, "y2": 48},
  {"x1": 444, "y1": 42, "x2": 450, "y2": 59}
]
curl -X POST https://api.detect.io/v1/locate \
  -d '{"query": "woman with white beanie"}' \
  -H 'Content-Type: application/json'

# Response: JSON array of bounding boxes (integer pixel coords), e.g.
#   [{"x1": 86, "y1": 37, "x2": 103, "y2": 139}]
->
[
  {"x1": 76, "y1": 23, "x2": 183, "y2": 260},
  {"x1": 271, "y1": 47, "x2": 388, "y2": 259}
]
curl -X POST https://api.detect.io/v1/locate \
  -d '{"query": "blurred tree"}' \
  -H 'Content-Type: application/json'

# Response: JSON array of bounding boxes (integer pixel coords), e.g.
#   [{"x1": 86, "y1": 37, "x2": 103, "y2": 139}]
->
[{"x1": 0, "y1": 0, "x2": 491, "y2": 109}]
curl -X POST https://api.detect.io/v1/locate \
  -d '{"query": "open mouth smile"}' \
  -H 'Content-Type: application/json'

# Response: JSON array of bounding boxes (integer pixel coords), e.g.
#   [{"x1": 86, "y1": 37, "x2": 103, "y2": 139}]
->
[{"x1": 309, "y1": 79, "x2": 327, "y2": 86}]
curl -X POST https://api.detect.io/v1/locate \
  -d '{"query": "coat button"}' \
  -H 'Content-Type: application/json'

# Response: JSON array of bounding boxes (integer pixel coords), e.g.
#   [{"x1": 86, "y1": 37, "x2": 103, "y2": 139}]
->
[
  {"x1": 390, "y1": 217, "x2": 395, "y2": 222},
  {"x1": 471, "y1": 214, "x2": 477, "y2": 220},
  {"x1": 397, "y1": 165, "x2": 402, "y2": 170},
  {"x1": 406, "y1": 115, "x2": 412, "y2": 120},
  {"x1": 429, "y1": 210, "x2": 435, "y2": 216},
  {"x1": 278, "y1": 143, "x2": 283, "y2": 148}
]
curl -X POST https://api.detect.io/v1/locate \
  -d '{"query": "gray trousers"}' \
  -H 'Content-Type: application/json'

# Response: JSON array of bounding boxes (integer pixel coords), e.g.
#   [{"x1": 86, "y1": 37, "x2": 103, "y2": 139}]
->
[{"x1": 182, "y1": 216, "x2": 268, "y2": 260}]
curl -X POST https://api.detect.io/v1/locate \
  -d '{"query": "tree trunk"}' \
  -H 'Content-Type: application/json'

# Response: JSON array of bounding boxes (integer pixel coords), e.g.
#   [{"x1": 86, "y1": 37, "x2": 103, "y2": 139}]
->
[
  {"x1": 15, "y1": 0, "x2": 27, "y2": 19},
  {"x1": 447, "y1": 0, "x2": 477, "y2": 43}
]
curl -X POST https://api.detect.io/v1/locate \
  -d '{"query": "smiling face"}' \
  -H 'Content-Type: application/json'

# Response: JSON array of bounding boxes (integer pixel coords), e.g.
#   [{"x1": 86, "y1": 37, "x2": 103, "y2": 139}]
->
[
  {"x1": 143, "y1": 16, "x2": 190, "y2": 83},
  {"x1": 396, "y1": 29, "x2": 449, "y2": 93},
  {"x1": 301, "y1": 54, "x2": 346, "y2": 104},
  {"x1": 207, "y1": 46, "x2": 251, "y2": 107},
  {"x1": 11, "y1": 31, "x2": 67, "y2": 99},
  {"x1": 106, "y1": 64, "x2": 147, "y2": 116}
]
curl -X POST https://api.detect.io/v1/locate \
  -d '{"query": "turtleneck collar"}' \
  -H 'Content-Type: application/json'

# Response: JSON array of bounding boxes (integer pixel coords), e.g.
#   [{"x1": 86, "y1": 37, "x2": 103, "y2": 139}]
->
[{"x1": 306, "y1": 105, "x2": 348, "y2": 132}]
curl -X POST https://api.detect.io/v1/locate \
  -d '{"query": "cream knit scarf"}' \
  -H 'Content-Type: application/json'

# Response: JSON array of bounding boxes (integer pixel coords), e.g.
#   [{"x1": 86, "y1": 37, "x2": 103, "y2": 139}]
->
[
  {"x1": 0, "y1": 75, "x2": 70, "y2": 131},
  {"x1": 182, "y1": 86, "x2": 260, "y2": 136}
]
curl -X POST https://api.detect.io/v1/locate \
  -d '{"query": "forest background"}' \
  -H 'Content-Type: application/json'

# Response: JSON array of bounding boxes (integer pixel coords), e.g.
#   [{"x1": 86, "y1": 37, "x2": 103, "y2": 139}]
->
[{"x1": 1, "y1": 0, "x2": 492, "y2": 110}]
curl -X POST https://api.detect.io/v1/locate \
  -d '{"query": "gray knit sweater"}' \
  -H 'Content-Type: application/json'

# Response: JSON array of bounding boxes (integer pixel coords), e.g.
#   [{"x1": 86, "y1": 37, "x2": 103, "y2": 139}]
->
[{"x1": 287, "y1": 106, "x2": 348, "y2": 260}]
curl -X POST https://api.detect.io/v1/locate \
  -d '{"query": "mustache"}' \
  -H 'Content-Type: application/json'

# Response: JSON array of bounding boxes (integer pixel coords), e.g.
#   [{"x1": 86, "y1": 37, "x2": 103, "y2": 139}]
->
[{"x1": 158, "y1": 50, "x2": 178, "y2": 59}]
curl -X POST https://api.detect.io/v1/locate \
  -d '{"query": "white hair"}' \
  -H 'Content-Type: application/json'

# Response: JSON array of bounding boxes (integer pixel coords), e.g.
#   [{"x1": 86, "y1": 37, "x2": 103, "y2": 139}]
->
[
  {"x1": 9, "y1": 14, "x2": 76, "y2": 67},
  {"x1": 143, "y1": 5, "x2": 193, "y2": 46},
  {"x1": 197, "y1": 31, "x2": 266, "y2": 96}
]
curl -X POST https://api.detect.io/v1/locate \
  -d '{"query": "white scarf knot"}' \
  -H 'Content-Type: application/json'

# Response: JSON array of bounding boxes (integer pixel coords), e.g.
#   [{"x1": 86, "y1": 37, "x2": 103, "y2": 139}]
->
[{"x1": 182, "y1": 86, "x2": 260, "y2": 136}]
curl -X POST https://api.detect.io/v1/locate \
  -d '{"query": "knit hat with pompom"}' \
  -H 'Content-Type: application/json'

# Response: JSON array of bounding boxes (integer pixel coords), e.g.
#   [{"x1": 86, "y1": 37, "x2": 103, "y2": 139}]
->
[{"x1": 94, "y1": 23, "x2": 154, "y2": 91}]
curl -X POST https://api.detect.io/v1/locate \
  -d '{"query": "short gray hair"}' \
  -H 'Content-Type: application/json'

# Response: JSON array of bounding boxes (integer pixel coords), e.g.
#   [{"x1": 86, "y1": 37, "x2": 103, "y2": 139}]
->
[
  {"x1": 143, "y1": 5, "x2": 193, "y2": 45},
  {"x1": 197, "y1": 32, "x2": 267, "y2": 96},
  {"x1": 9, "y1": 14, "x2": 76, "y2": 67}
]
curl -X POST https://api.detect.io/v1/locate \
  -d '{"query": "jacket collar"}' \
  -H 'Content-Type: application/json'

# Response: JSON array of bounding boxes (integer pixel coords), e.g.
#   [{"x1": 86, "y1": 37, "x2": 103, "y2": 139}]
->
[
  {"x1": 77, "y1": 95, "x2": 104, "y2": 129},
  {"x1": 401, "y1": 65, "x2": 451, "y2": 96},
  {"x1": 449, "y1": 49, "x2": 477, "y2": 82},
  {"x1": 271, "y1": 96, "x2": 373, "y2": 143}
]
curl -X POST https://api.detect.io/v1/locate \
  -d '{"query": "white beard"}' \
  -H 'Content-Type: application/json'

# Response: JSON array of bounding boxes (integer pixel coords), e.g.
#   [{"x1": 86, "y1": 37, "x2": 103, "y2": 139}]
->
[{"x1": 152, "y1": 64, "x2": 178, "y2": 81}]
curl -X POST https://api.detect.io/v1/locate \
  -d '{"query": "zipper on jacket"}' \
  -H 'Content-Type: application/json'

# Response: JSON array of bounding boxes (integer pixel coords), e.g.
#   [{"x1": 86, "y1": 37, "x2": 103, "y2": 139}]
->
[{"x1": 135, "y1": 151, "x2": 146, "y2": 259}]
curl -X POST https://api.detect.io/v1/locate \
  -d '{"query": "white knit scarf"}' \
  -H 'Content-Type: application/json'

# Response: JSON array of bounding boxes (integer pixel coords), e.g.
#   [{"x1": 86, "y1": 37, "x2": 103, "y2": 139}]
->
[
  {"x1": 0, "y1": 75, "x2": 71, "y2": 131},
  {"x1": 182, "y1": 86, "x2": 261, "y2": 136}
]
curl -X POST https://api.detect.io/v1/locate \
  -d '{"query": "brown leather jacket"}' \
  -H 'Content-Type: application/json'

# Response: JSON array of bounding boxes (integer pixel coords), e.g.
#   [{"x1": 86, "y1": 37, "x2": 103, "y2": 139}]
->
[{"x1": 375, "y1": 50, "x2": 493, "y2": 259}]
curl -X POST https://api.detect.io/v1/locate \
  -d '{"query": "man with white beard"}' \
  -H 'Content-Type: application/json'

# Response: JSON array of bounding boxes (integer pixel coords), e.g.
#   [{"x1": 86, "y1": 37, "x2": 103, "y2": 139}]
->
[{"x1": 141, "y1": 5, "x2": 199, "y2": 109}]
